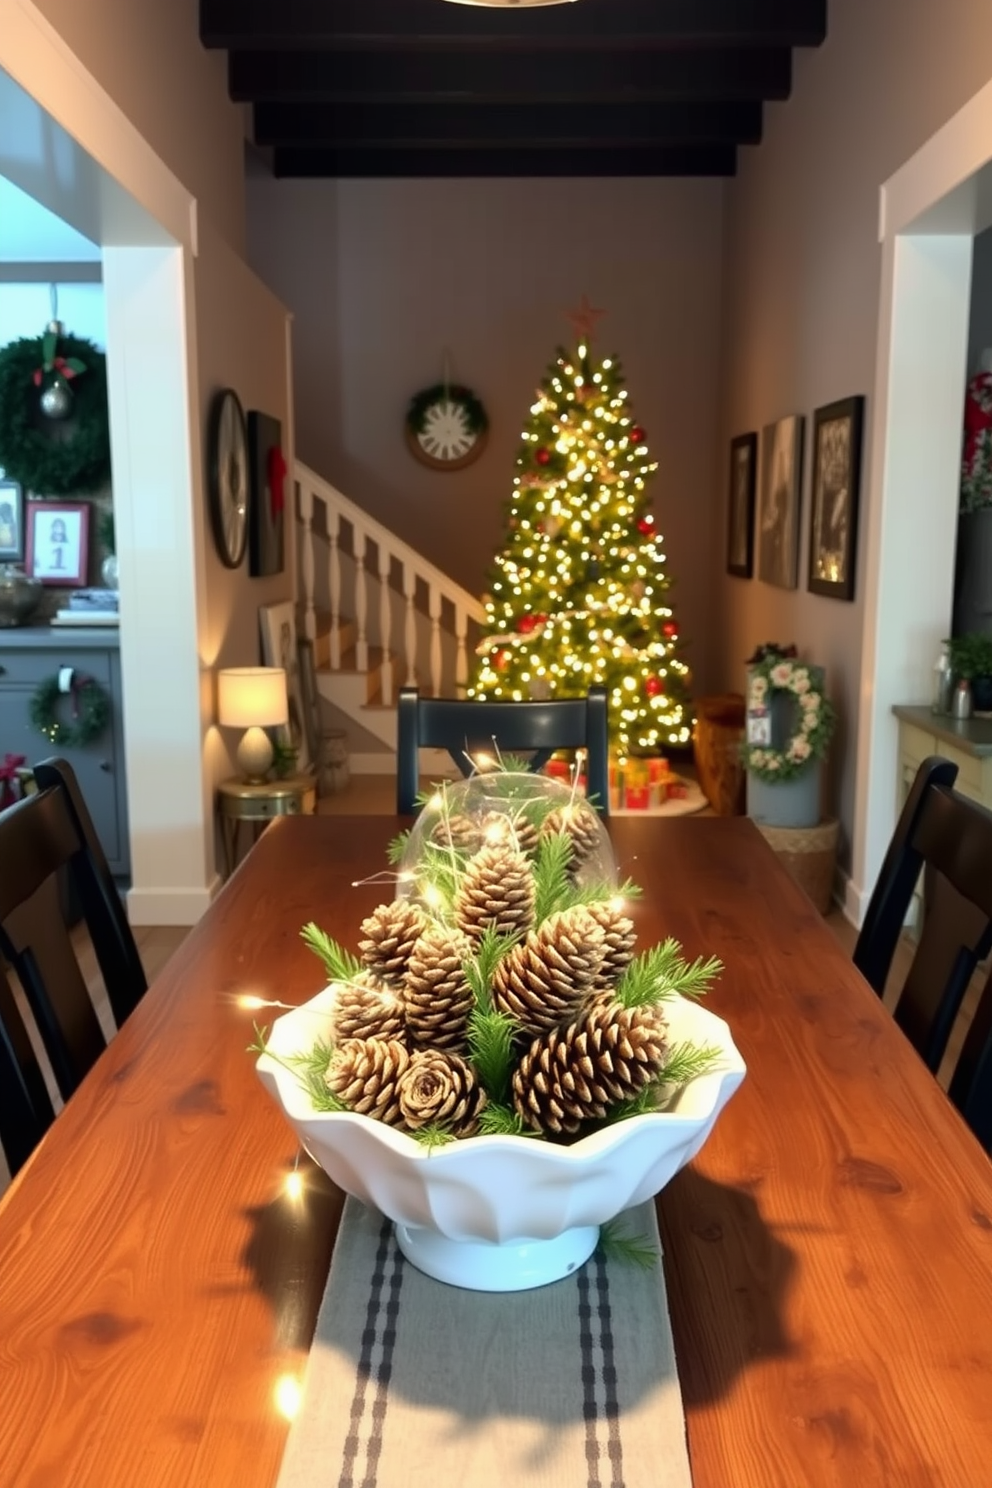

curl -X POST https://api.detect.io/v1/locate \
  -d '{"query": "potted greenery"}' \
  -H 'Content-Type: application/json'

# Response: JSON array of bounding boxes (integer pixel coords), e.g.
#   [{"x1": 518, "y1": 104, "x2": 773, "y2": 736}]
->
[{"x1": 946, "y1": 632, "x2": 992, "y2": 711}]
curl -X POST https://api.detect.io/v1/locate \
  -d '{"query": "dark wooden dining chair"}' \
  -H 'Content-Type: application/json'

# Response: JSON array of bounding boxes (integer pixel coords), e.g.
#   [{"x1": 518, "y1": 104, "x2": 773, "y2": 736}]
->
[
  {"x1": 0, "y1": 758, "x2": 147, "y2": 1175},
  {"x1": 853, "y1": 754, "x2": 992, "y2": 1145},
  {"x1": 395, "y1": 686, "x2": 610, "y2": 816}
]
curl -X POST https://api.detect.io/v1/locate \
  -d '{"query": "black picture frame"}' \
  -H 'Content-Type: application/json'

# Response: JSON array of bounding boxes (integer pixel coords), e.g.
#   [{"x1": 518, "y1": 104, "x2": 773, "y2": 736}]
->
[
  {"x1": 0, "y1": 477, "x2": 25, "y2": 563},
  {"x1": 727, "y1": 433, "x2": 757, "y2": 578},
  {"x1": 807, "y1": 396, "x2": 864, "y2": 602},
  {"x1": 757, "y1": 414, "x2": 805, "y2": 591},
  {"x1": 247, "y1": 410, "x2": 285, "y2": 578}
]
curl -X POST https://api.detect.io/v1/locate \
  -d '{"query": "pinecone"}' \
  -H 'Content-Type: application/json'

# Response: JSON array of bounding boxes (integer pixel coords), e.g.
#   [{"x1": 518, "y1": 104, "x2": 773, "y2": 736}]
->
[
  {"x1": 432, "y1": 812, "x2": 482, "y2": 854},
  {"x1": 541, "y1": 803, "x2": 600, "y2": 873},
  {"x1": 331, "y1": 972, "x2": 406, "y2": 1044},
  {"x1": 397, "y1": 1049, "x2": 487, "y2": 1136},
  {"x1": 478, "y1": 809, "x2": 540, "y2": 859},
  {"x1": 585, "y1": 900, "x2": 637, "y2": 992},
  {"x1": 512, "y1": 1003, "x2": 669, "y2": 1136},
  {"x1": 326, "y1": 1038, "x2": 410, "y2": 1127},
  {"x1": 454, "y1": 843, "x2": 535, "y2": 946},
  {"x1": 404, "y1": 923, "x2": 474, "y2": 1051},
  {"x1": 359, "y1": 900, "x2": 426, "y2": 985},
  {"x1": 491, "y1": 905, "x2": 606, "y2": 1035}
]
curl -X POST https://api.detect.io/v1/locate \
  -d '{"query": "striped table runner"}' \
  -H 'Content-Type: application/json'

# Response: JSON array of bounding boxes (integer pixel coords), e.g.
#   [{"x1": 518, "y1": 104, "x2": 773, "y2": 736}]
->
[{"x1": 277, "y1": 1198, "x2": 692, "y2": 1488}]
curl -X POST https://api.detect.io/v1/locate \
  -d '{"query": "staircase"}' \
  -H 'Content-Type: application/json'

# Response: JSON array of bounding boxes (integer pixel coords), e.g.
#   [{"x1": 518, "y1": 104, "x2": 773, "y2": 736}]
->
[{"x1": 295, "y1": 462, "x2": 487, "y2": 769}]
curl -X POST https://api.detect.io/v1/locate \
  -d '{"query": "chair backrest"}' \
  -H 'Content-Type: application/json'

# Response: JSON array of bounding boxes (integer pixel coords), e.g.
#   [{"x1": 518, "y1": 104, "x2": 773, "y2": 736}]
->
[
  {"x1": 396, "y1": 687, "x2": 610, "y2": 816},
  {"x1": 0, "y1": 758, "x2": 147, "y2": 1174},
  {"x1": 853, "y1": 754, "x2": 992, "y2": 1146}
]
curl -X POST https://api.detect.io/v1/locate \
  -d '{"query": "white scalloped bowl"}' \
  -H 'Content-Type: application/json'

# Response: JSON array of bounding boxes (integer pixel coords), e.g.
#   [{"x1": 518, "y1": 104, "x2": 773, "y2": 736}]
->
[{"x1": 257, "y1": 987, "x2": 745, "y2": 1291}]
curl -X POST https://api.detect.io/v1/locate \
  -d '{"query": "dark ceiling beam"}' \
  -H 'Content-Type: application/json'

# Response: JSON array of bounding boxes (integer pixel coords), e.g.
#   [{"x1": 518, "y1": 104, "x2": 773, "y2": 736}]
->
[
  {"x1": 202, "y1": 0, "x2": 826, "y2": 52},
  {"x1": 229, "y1": 48, "x2": 792, "y2": 105},
  {"x1": 253, "y1": 100, "x2": 762, "y2": 149},
  {"x1": 273, "y1": 144, "x2": 738, "y2": 179}
]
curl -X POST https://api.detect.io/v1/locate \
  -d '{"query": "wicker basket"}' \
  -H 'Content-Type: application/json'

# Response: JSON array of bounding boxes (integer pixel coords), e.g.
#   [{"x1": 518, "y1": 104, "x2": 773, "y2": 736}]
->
[
  {"x1": 755, "y1": 818, "x2": 839, "y2": 915},
  {"x1": 692, "y1": 694, "x2": 746, "y2": 815}
]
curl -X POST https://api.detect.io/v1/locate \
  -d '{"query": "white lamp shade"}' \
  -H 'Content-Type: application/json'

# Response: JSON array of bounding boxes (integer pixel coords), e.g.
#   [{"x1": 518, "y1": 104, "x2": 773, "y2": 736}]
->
[{"x1": 217, "y1": 667, "x2": 289, "y2": 729}]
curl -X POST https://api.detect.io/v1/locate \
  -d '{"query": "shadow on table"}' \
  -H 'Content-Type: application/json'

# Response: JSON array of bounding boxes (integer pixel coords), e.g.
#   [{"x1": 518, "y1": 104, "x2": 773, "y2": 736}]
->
[
  {"x1": 240, "y1": 1157, "x2": 343, "y2": 1351},
  {"x1": 658, "y1": 1166, "x2": 798, "y2": 1407}
]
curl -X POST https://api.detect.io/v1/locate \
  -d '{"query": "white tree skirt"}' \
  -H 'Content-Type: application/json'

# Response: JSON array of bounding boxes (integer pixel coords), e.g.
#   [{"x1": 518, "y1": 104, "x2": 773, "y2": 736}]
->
[{"x1": 612, "y1": 774, "x2": 708, "y2": 817}]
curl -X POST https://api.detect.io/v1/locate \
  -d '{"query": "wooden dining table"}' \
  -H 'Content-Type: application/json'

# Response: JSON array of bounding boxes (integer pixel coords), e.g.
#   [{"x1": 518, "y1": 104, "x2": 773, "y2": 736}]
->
[{"x1": 2, "y1": 812, "x2": 991, "y2": 1488}]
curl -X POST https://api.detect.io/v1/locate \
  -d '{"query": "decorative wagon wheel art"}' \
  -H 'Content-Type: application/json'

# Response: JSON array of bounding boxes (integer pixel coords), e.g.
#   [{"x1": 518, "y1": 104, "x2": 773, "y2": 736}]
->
[{"x1": 405, "y1": 382, "x2": 489, "y2": 472}]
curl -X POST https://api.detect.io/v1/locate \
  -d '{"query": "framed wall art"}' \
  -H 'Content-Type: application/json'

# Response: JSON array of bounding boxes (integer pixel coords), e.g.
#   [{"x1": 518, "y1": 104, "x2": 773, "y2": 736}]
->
[
  {"x1": 0, "y1": 477, "x2": 24, "y2": 563},
  {"x1": 247, "y1": 410, "x2": 285, "y2": 578},
  {"x1": 26, "y1": 500, "x2": 90, "y2": 586},
  {"x1": 727, "y1": 433, "x2": 757, "y2": 578},
  {"x1": 259, "y1": 599, "x2": 311, "y2": 773},
  {"x1": 757, "y1": 415, "x2": 804, "y2": 591},
  {"x1": 297, "y1": 636, "x2": 322, "y2": 771},
  {"x1": 808, "y1": 396, "x2": 864, "y2": 602}
]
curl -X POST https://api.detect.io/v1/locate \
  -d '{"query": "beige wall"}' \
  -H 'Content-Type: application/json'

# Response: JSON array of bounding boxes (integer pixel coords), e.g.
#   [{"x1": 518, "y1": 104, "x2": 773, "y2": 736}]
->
[
  {"x1": 33, "y1": 0, "x2": 245, "y2": 249},
  {"x1": 193, "y1": 220, "x2": 293, "y2": 867},
  {"x1": 717, "y1": 0, "x2": 992, "y2": 865},
  {"x1": 247, "y1": 174, "x2": 726, "y2": 694}
]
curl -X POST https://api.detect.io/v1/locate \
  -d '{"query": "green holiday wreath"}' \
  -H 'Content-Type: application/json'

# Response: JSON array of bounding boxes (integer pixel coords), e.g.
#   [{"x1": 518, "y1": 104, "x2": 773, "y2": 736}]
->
[
  {"x1": 742, "y1": 654, "x2": 836, "y2": 783},
  {"x1": 29, "y1": 672, "x2": 110, "y2": 748},
  {"x1": 406, "y1": 383, "x2": 489, "y2": 440},
  {"x1": 0, "y1": 334, "x2": 111, "y2": 495}
]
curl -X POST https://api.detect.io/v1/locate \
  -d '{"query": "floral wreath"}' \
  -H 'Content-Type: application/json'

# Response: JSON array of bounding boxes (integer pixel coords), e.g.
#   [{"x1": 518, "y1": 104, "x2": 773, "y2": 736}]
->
[
  {"x1": 29, "y1": 672, "x2": 110, "y2": 748},
  {"x1": 743, "y1": 654, "x2": 836, "y2": 783}
]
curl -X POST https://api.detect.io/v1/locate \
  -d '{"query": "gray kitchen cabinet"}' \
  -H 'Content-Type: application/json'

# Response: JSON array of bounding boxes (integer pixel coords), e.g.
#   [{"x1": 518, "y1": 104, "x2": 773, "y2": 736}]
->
[{"x1": 0, "y1": 627, "x2": 129, "y2": 877}]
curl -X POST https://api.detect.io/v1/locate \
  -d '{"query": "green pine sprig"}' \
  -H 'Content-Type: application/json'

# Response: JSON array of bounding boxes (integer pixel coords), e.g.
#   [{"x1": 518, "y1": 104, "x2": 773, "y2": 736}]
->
[
  {"x1": 467, "y1": 1007, "x2": 518, "y2": 1103},
  {"x1": 300, "y1": 922, "x2": 362, "y2": 983},
  {"x1": 657, "y1": 1041, "x2": 722, "y2": 1091},
  {"x1": 615, "y1": 942, "x2": 723, "y2": 1008},
  {"x1": 463, "y1": 925, "x2": 519, "y2": 1013},
  {"x1": 532, "y1": 830, "x2": 575, "y2": 923},
  {"x1": 597, "y1": 1217, "x2": 658, "y2": 1270},
  {"x1": 477, "y1": 1103, "x2": 540, "y2": 1138},
  {"x1": 387, "y1": 829, "x2": 411, "y2": 865},
  {"x1": 411, "y1": 1123, "x2": 457, "y2": 1151},
  {"x1": 250, "y1": 1025, "x2": 348, "y2": 1114}
]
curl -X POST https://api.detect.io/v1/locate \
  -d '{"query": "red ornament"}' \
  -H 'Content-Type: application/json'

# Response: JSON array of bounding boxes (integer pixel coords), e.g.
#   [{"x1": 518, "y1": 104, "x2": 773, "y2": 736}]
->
[
  {"x1": 493, "y1": 649, "x2": 510, "y2": 672},
  {"x1": 517, "y1": 613, "x2": 546, "y2": 635},
  {"x1": 535, "y1": 448, "x2": 551, "y2": 466},
  {"x1": 662, "y1": 620, "x2": 679, "y2": 639},
  {"x1": 637, "y1": 515, "x2": 654, "y2": 535},
  {"x1": 645, "y1": 676, "x2": 663, "y2": 697},
  {"x1": 629, "y1": 426, "x2": 646, "y2": 445}
]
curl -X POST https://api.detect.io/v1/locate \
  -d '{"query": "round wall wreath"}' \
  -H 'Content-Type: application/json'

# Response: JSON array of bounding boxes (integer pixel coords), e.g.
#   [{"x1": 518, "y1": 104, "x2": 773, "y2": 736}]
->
[
  {"x1": 743, "y1": 654, "x2": 836, "y2": 782},
  {"x1": 405, "y1": 382, "x2": 489, "y2": 471},
  {"x1": 29, "y1": 673, "x2": 110, "y2": 748},
  {"x1": 0, "y1": 334, "x2": 111, "y2": 495}
]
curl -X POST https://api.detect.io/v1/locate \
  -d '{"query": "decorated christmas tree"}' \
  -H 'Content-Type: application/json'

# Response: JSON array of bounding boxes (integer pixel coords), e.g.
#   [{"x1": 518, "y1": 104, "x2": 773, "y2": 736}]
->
[{"x1": 470, "y1": 303, "x2": 691, "y2": 759}]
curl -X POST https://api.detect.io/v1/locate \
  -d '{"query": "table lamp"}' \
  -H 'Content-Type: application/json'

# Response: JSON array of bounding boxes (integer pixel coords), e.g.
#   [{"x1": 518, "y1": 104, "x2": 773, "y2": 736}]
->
[{"x1": 217, "y1": 667, "x2": 288, "y2": 783}]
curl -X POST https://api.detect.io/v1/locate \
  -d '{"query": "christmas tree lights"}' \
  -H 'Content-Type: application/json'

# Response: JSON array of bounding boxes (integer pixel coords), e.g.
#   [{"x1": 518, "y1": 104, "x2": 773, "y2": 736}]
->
[{"x1": 470, "y1": 330, "x2": 691, "y2": 757}]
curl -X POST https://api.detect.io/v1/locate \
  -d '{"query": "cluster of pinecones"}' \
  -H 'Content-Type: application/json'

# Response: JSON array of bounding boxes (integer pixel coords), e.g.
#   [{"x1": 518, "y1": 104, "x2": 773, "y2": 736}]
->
[{"x1": 324, "y1": 803, "x2": 669, "y2": 1140}]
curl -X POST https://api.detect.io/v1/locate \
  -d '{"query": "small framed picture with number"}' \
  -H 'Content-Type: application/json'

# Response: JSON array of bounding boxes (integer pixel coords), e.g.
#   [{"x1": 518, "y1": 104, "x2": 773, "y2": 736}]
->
[
  {"x1": 0, "y1": 477, "x2": 25, "y2": 563},
  {"x1": 746, "y1": 707, "x2": 772, "y2": 745},
  {"x1": 26, "y1": 501, "x2": 90, "y2": 586}
]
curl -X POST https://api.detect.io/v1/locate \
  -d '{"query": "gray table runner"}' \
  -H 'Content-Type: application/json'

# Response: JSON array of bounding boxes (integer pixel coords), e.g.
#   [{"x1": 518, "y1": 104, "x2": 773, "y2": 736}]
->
[{"x1": 277, "y1": 1199, "x2": 693, "y2": 1488}]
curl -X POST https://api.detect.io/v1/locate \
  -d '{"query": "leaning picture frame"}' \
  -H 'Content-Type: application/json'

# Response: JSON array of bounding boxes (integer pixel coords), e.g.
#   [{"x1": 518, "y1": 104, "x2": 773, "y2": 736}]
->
[
  {"x1": 0, "y1": 477, "x2": 25, "y2": 563},
  {"x1": 297, "y1": 636, "x2": 322, "y2": 775},
  {"x1": 808, "y1": 396, "x2": 865, "y2": 602},
  {"x1": 25, "y1": 500, "x2": 90, "y2": 586},
  {"x1": 259, "y1": 600, "x2": 312, "y2": 774},
  {"x1": 727, "y1": 433, "x2": 757, "y2": 578}
]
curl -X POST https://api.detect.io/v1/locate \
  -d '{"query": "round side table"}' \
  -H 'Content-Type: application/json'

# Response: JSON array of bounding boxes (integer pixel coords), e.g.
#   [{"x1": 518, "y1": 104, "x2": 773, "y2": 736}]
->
[{"x1": 218, "y1": 774, "x2": 317, "y2": 877}]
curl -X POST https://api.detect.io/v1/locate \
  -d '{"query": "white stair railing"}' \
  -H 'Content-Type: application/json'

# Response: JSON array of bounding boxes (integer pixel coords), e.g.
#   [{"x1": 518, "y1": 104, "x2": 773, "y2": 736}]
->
[{"x1": 295, "y1": 461, "x2": 487, "y2": 705}]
